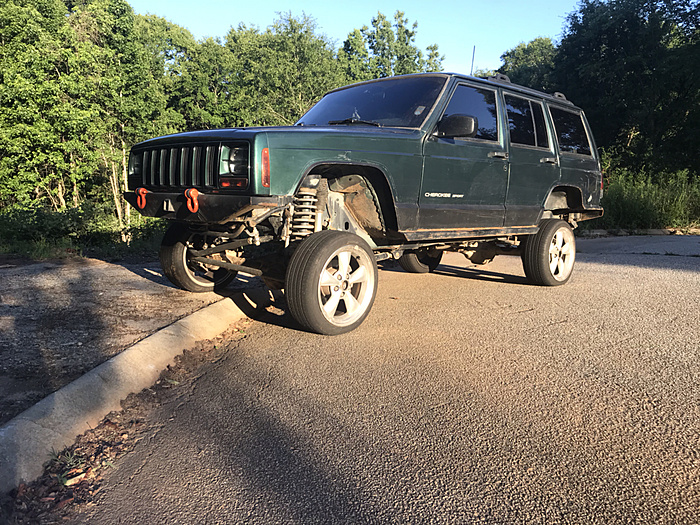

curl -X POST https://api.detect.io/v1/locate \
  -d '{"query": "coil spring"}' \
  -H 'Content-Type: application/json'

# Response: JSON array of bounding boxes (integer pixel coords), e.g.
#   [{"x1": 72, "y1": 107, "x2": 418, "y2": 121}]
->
[{"x1": 291, "y1": 191, "x2": 318, "y2": 240}]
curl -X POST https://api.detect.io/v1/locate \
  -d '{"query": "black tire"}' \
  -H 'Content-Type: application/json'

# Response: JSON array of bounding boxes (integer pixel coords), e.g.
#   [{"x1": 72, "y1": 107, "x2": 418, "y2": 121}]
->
[
  {"x1": 285, "y1": 230, "x2": 378, "y2": 335},
  {"x1": 159, "y1": 223, "x2": 237, "y2": 293},
  {"x1": 398, "y1": 250, "x2": 443, "y2": 273},
  {"x1": 521, "y1": 219, "x2": 576, "y2": 286}
]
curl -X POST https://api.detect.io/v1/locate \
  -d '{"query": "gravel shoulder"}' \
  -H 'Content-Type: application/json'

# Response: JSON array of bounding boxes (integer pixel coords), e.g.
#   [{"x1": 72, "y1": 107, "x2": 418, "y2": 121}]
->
[{"x1": 0, "y1": 255, "x2": 256, "y2": 426}]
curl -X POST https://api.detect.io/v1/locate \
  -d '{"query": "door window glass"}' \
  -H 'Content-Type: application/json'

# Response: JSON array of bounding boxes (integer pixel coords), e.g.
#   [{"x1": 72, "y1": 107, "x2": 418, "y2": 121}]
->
[
  {"x1": 550, "y1": 107, "x2": 592, "y2": 155},
  {"x1": 505, "y1": 95, "x2": 549, "y2": 149},
  {"x1": 442, "y1": 85, "x2": 498, "y2": 141}
]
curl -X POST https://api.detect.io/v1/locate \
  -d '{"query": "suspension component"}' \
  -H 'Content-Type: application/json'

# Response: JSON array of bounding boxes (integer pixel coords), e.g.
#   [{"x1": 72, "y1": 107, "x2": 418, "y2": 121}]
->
[{"x1": 290, "y1": 190, "x2": 318, "y2": 240}]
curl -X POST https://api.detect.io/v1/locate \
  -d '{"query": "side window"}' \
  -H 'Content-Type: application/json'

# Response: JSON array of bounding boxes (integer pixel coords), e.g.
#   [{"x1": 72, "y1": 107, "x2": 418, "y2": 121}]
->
[
  {"x1": 550, "y1": 107, "x2": 592, "y2": 155},
  {"x1": 505, "y1": 95, "x2": 549, "y2": 149},
  {"x1": 442, "y1": 85, "x2": 498, "y2": 141}
]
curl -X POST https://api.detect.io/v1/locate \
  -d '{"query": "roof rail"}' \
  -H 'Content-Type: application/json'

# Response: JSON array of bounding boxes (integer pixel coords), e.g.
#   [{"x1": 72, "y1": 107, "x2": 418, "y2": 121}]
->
[
  {"x1": 553, "y1": 92, "x2": 568, "y2": 101},
  {"x1": 487, "y1": 73, "x2": 511, "y2": 83}
]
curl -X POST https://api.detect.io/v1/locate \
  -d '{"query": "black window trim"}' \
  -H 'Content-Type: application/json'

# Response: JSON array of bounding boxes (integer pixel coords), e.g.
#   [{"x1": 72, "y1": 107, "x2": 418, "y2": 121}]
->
[{"x1": 434, "y1": 81, "x2": 502, "y2": 145}]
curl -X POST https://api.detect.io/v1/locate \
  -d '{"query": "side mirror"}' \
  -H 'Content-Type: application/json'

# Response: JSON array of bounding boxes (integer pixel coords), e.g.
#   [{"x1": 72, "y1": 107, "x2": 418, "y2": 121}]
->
[{"x1": 436, "y1": 114, "x2": 478, "y2": 138}]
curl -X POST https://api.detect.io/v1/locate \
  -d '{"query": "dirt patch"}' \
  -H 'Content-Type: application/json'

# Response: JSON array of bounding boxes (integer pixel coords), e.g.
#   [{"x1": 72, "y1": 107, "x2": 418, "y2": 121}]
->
[
  {"x1": 2, "y1": 322, "x2": 252, "y2": 524},
  {"x1": 0, "y1": 255, "x2": 259, "y2": 426}
]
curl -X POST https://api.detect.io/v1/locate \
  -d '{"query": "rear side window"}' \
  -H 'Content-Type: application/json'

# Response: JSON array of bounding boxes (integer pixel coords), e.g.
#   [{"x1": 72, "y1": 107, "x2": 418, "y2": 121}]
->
[
  {"x1": 505, "y1": 95, "x2": 549, "y2": 149},
  {"x1": 442, "y1": 85, "x2": 498, "y2": 141},
  {"x1": 550, "y1": 107, "x2": 592, "y2": 156}
]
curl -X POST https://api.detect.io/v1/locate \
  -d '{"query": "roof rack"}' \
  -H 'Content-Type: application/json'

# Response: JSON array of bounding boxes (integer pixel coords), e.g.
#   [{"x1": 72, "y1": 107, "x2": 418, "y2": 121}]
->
[
  {"x1": 553, "y1": 92, "x2": 568, "y2": 101},
  {"x1": 487, "y1": 73, "x2": 511, "y2": 83}
]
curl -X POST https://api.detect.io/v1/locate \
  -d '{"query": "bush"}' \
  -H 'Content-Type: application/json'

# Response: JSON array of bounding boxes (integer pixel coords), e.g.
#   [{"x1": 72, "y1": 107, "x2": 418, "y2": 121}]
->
[
  {"x1": 0, "y1": 202, "x2": 166, "y2": 260},
  {"x1": 592, "y1": 168, "x2": 700, "y2": 230}
]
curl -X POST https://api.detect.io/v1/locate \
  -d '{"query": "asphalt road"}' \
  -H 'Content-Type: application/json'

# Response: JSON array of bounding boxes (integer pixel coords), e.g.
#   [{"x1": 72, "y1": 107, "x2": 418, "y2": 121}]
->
[{"x1": 77, "y1": 236, "x2": 699, "y2": 524}]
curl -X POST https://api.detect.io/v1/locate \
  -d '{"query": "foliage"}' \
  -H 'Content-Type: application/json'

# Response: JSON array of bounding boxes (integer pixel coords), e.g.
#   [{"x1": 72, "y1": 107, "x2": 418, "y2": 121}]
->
[
  {"x1": 223, "y1": 13, "x2": 347, "y2": 126},
  {"x1": 0, "y1": 5, "x2": 444, "y2": 228},
  {"x1": 496, "y1": 0, "x2": 699, "y2": 229},
  {"x1": 596, "y1": 167, "x2": 700, "y2": 229},
  {"x1": 0, "y1": 0, "x2": 90, "y2": 211},
  {"x1": 554, "y1": 0, "x2": 699, "y2": 176},
  {"x1": 498, "y1": 37, "x2": 556, "y2": 91},
  {"x1": 338, "y1": 11, "x2": 444, "y2": 82},
  {"x1": 0, "y1": 202, "x2": 166, "y2": 259}
]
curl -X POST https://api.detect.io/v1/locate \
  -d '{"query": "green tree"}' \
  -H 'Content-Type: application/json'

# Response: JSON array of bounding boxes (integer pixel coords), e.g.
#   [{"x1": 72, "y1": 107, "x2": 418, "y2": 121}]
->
[
  {"x1": 338, "y1": 28, "x2": 373, "y2": 82},
  {"x1": 65, "y1": 0, "x2": 182, "y2": 234},
  {"x1": 554, "y1": 0, "x2": 700, "y2": 175},
  {"x1": 340, "y1": 11, "x2": 443, "y2": 81},
  {"x1": 133, "y1": 14, "x2": 193, "y2": 135},
  {"x1": 225, "y1": 13, "x2": 346, "y2": 125},
  {"x1": 0, "y1": 0, "x2": 88, "y2": 211},
  {"x1": 172, "y1": 36, "x2": 238, "y2": 129},
  {"x1": 498, "y1": 37, "x2": 557, "y2": 91}
]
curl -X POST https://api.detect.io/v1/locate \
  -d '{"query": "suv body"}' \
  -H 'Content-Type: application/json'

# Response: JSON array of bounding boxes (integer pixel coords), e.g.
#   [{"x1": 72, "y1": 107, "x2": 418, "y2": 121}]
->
[{"x1": 126, "y1": 73, "x2": 603, "y2": 334}]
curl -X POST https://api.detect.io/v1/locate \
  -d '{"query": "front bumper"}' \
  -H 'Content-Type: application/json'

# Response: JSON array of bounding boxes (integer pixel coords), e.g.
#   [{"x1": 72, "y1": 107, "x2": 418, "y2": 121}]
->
[{"x1": 124, "y1": 191, "x2": 292, "y2": 224}]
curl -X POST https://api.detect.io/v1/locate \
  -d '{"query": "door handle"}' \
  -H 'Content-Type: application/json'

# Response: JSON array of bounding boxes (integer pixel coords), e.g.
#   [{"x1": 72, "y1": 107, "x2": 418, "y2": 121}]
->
[
  {"x1": 540, "y1": 157, "x2": 558, "y2": 164},
  {"x1": 489, "y1": 151, "x2": 508, "y2": 159}
]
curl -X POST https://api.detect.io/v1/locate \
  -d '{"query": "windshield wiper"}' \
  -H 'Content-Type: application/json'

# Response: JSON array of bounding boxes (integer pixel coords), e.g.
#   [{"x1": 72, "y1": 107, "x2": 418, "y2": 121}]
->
[{"x1": 327, "y1": 118, "x2": 381, "y2": 127}]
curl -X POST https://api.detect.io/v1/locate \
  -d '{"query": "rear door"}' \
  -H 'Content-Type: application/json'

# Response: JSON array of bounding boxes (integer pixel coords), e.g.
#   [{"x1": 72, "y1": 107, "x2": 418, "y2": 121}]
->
[
  {"x1": 503, "y1": 93, "x2": 560, "y2": 227},
  {"x1": 419, "y1": 82, "x2": 508, "y2": 230}
]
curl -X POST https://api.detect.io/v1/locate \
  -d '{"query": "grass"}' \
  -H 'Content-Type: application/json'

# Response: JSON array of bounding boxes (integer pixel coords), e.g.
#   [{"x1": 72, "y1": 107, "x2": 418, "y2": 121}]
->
[
  {"x1": 0, "y1": 202, "x2": 167, "y2": 261},
  {"x1": 591, "y1": 168, "x2": 700, "y2": 230}
]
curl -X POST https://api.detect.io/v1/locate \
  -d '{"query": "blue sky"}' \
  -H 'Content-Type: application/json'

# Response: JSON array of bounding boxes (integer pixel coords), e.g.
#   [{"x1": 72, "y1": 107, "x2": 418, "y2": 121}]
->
[{"x1": 127, "y1": 0, "x2": 582, "y2": 73}]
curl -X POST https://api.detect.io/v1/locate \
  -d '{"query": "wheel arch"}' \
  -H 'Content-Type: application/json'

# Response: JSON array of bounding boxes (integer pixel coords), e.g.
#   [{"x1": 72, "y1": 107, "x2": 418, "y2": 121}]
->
[
  {"x1": 543, "y1": 185, "x2": 604, "y2": 222},
  {"x1": 544, "y1": 185, "x2": 584, "y2": 213},
  {"x1": 303, "y1": 162, "x2": 400, "y2": 233}
]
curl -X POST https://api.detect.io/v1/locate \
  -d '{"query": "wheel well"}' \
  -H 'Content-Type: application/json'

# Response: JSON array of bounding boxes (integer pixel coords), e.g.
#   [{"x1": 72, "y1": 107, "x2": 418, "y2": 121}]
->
[
  {"x1": 306, "y1": 164, "x2": 399, "y2": 233},
  {"x1": 544, "y1": 186, "x2": 584, "y2": 213}
]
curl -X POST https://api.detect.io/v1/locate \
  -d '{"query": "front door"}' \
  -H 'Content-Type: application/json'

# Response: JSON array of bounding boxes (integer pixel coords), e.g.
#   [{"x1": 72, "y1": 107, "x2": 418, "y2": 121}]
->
[{"x1": 419, "y1": 83, "x2": 508, "y2": 231}]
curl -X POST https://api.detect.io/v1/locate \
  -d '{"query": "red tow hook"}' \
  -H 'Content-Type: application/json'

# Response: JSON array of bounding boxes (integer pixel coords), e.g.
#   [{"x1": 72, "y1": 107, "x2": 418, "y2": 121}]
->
[
  {"x1": 135, "y1": 187, "x2": 150, "y2": 209},
  {"x1": 184, "y1": 188, "x2": 199, "y2": 213}
]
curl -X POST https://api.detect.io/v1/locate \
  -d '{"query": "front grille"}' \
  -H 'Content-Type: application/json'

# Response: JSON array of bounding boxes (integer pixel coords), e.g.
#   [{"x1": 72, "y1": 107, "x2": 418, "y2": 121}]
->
[{"x1": 128, "y1": 142, "x2": 249, "y2": 190}]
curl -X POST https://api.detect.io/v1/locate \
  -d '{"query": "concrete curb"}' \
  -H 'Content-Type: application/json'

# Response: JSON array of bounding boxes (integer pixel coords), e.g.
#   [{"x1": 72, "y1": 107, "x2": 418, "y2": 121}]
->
[{"x1": 0, "y1": 297, "x2": 247, "y2": 495}]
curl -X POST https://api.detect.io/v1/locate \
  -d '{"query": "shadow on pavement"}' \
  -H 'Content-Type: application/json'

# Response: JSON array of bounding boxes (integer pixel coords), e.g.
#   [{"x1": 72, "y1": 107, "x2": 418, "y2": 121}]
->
[
  {"x1": 228, "y1": 288, "x2": 299, "y2": 332},
  {"x1": 434, "y1": 264, "x2": 531, "y2": 285}
]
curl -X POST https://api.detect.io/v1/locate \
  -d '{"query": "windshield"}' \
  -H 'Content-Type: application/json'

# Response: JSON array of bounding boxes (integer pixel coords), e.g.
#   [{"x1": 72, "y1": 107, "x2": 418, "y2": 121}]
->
[{"x1": 296, "y1": 76, "x2": 447, "y2": 128}]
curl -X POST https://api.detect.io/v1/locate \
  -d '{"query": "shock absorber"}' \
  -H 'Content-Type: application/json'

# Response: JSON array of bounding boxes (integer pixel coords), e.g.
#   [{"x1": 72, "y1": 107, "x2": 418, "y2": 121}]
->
[{"x1": 291, "y1": 189, "x2": 318, "y2": 240}]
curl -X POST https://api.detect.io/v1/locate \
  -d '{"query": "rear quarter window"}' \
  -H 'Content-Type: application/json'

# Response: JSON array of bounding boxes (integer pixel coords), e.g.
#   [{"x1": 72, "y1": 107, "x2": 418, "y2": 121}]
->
[{"x1": 550, "y1": 107, "x2": 592, "y2": 156}]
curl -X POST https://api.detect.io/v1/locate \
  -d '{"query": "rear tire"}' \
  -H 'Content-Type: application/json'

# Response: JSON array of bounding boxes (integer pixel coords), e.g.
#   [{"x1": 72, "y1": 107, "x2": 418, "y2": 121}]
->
[
  {"x1": 286, "y1": 230, "x2": 378, "y2": 335},
  {"x1": 159, "y1": 223, "x2": 237, "y2": 293},
  {"x1": 398, "y1": 250, "x2": 443, "y2": 273},
  {"x1": 521, "y1": 219, "x2": 576, "y2": 286}
]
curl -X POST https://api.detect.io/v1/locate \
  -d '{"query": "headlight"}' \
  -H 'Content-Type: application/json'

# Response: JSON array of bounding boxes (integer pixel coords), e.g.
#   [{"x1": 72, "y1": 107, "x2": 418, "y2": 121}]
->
[
  {"x1": 219, "y1": 144, "x2": 249, "y2": 189},
  {"x1": 128, "y1": 152, "x2": 142, "y2": 176}
]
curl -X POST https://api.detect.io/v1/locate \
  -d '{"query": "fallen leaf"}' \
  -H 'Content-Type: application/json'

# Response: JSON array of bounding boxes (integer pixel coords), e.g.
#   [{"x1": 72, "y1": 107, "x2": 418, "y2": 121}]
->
[
  {"x1": 55, "y1": 497, "x2": 74, "y2": 510},
  {"x1": 64, "y1": 473, "x2": 86, "y2": 487}
]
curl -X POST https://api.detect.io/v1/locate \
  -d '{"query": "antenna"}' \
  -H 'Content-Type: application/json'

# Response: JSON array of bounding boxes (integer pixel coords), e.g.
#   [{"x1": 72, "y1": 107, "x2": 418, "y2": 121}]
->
[{"x1": 470, "y1": 46, "x2": 476, "y2": 75}]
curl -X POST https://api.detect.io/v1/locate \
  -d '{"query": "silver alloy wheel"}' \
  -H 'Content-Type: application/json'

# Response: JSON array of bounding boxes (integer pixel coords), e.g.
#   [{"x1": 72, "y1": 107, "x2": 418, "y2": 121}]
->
[
  {"x1": 548, "y1": 227, "x2": 575, "y2": 281},
  {"x1": 182, "y1": 237, "x2": 227, "y2": 287},
  {"x1": 317, "y1": 245, "x2": 376, "y2": 329},
  {"x1": 160, "y1": 222, "x2": 236, "y2": 293}
]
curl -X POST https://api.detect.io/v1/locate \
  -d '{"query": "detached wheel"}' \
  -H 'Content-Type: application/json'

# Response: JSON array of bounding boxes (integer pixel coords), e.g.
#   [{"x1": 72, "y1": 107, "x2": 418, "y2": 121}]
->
[
  {"x1": 521, "y1": 219, "x2": 576, "y2": 286},
  {"x1": 159, "y1": 223, "x2": 237, "y2": 293},
  {"x1": 286, "y1": 230, "x2": 378, "y2": 335},
  {"x1": 398, "y1": 249, "x2": 443, "y2": 273}
]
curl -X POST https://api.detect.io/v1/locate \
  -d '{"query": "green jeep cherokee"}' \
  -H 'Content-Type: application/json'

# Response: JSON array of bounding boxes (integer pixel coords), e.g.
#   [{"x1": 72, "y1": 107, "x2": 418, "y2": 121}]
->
[{"x1": 125, "y1": 73, "x2": 603, "y2": 335}]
